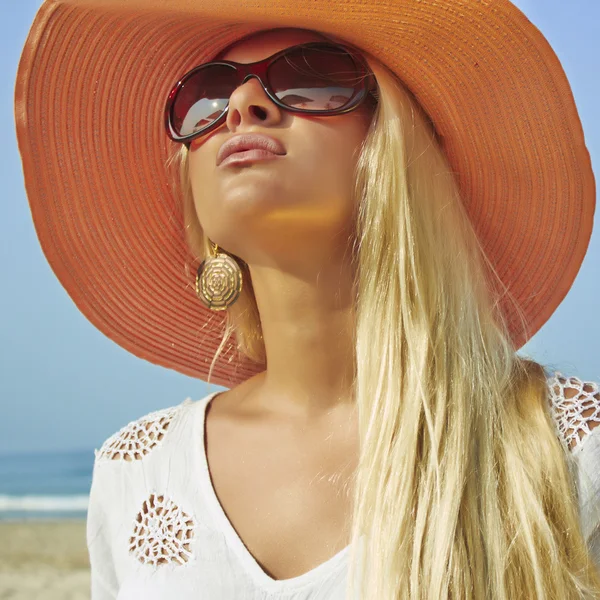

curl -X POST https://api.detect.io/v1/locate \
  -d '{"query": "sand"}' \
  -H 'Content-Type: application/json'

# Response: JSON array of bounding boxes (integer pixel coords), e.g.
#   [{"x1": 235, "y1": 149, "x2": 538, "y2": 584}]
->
[{"x1": 0, "y1": 520, "x2": 90, "y2": 600}]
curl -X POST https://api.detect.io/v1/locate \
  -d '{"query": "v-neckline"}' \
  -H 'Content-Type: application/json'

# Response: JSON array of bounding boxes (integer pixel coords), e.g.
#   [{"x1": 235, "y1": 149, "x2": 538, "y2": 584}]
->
[{"x1": 192, "y1": 391, "x2": 351, "y2": 592}]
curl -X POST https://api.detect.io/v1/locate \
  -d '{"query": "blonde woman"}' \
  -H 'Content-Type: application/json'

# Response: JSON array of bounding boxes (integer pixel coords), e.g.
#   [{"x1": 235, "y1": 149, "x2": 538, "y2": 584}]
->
[{"x1": 14, "y1": 0, "x2": 600, "y2": 598}]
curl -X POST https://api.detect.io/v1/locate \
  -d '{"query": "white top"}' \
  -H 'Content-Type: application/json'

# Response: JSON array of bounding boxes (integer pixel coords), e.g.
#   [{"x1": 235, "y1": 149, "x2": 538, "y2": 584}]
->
[{"x1": 86, "y1": 371, "x2": 600, "y2": 599}]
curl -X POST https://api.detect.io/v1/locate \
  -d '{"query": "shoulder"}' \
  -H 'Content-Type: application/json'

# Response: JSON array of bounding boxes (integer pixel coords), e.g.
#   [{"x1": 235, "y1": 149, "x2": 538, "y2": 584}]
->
[
  {"x1": 545, "y1": 371, "x2": 600, "y2": 455},
  {"x1": 546, "y1": 371, "x2": 600, "y2": 548},
  {"x1": 94, "y1": 397, "x2": 195, "y2": 463}
]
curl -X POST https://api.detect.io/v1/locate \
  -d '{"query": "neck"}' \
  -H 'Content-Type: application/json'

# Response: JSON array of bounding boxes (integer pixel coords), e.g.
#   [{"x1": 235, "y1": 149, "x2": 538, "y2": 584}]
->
[{"x1": 244, "y1": 251, "x2": 357, "y2": 419}]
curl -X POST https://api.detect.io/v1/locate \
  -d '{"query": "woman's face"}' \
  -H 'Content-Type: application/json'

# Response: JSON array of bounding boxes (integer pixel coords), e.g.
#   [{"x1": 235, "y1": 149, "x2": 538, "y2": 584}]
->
[{"x1": 187, "y1": 28, "x2": 374, "y2": 265}]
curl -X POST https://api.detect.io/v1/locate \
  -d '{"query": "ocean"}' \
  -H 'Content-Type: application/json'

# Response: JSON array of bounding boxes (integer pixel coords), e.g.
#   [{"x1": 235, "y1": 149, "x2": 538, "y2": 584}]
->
[{"x1": 0, "y1": 449, "x2": 93, "y2": 521}]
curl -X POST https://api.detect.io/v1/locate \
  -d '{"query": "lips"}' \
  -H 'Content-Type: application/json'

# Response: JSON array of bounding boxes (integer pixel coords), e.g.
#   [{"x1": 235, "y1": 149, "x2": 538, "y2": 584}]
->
[{"x1": 217, "y1": 133, "x2": 286, "y2": 166}]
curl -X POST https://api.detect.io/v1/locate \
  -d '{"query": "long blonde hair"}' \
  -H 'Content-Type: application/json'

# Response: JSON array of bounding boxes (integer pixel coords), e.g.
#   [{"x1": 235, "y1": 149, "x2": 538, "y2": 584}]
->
[{"x1": 166, "y1": 38, "x2": 600, "y2": 600}]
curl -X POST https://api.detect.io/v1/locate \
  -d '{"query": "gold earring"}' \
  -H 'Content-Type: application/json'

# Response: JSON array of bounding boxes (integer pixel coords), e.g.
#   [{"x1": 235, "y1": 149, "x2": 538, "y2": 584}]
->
[{"x1": 195, "y1": 239, "x2": 243, "y2": 311}]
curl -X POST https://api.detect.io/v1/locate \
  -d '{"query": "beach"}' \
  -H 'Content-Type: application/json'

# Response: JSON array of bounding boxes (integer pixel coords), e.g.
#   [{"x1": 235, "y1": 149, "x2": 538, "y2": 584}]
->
[{"x1": 0, "y1": 519, "x2": 90, "y2": 599}]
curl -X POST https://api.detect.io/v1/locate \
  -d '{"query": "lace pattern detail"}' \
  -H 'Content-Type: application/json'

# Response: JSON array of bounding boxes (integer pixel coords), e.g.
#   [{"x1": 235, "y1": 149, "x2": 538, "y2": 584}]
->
[
  {"x1": 129, "y1": 493, "x2": 195, "y2": 565},
  {"x1": 94, "y1": 405, "x2": 182, "y2": 461},
  {"x1": 548, "y1": 372, "x2": 600, "y2": 455}
]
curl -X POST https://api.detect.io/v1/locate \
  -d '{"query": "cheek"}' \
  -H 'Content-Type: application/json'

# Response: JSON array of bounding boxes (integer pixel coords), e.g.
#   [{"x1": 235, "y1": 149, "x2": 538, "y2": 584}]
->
[
  {"x1": 188, "y1": 149, "x2": 221, "y2": 231},
  {"x1": 304, "y1": 119, "x2": 368, "y2": 198}
]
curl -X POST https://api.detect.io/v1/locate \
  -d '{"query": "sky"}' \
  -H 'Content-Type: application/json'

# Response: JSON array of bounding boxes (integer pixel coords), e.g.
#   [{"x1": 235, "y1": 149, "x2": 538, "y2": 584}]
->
[{"x1": 1, "y1": 0, "x2": 598, "y2": 455}]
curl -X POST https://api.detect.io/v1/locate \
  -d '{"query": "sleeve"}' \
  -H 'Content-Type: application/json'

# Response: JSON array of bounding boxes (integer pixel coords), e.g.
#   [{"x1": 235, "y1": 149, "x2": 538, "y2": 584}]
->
[
  {"x1": 577, "y1": 433, "x2": 600, "y2": 566},
  {"x1": 85, "y1": 399, "x2": 189, "y2": 597},
  {"x1": 86, "y1": 449, "x2": 120, "y2": 599},
  {"x1": 546, "y1": 372, "x2": 600, "y2": 564}
]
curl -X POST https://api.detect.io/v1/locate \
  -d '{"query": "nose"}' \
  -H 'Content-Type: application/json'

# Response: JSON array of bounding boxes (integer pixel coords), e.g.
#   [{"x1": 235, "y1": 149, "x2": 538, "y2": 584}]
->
[{"x1": 224, "y1": 75, "x2": 283, "y2": 131}]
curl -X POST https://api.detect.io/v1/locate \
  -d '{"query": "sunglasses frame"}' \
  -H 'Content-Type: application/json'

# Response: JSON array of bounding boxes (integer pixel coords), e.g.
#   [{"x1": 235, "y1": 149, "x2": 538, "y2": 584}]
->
[{"x1": 164, "y1": 41, "x2": 378, "y2": 147}]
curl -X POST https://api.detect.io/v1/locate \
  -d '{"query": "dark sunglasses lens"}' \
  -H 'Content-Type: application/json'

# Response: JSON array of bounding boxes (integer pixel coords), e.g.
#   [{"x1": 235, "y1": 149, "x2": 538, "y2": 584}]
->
[
  {"x1": 170, "y1": 45, "x2": 364, "y2": 139},
  {"x1": 171, "y1": 64, "x2": 236, "y2": 138},
  {"x1": 268, "y1": 46, "x2": 363, "y2": 110}
]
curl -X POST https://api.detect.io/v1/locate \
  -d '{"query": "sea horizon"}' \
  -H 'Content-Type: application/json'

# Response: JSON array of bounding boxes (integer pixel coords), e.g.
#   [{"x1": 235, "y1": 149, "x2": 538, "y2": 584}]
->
[{"x1": 0, "y1": 447, "x2": 94, "y2": 521}]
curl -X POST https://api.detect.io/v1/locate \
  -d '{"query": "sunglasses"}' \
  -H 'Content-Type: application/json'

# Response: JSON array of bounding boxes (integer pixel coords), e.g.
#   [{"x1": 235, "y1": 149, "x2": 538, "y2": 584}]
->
[{"x1": 164, "y1": 42, "x2": 378, "y2": 146}]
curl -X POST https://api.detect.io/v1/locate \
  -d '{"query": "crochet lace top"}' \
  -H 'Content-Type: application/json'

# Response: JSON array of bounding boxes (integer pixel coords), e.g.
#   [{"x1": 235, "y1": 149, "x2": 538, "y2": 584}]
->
[{"x1": 87, "y1": 371, "x2": 600, "y2": 599}]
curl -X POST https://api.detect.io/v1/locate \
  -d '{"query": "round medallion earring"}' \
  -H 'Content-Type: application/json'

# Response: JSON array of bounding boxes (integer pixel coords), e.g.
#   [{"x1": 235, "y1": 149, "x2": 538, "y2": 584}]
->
[{"x1": 195, "y1": 239, "x2": 243, "y2": 311}]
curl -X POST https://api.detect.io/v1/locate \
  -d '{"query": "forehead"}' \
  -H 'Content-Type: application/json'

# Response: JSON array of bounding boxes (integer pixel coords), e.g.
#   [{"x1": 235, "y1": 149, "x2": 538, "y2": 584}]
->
[{"x1": 219, "y1": 28, "x2": 331, "y2": 64}]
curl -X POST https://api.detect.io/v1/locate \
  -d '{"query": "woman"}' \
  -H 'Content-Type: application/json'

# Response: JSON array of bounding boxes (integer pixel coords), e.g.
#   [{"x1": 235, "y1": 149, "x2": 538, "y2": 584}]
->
[{"x1": 14, "y1": 0, "x2": 600, "y2": 598}]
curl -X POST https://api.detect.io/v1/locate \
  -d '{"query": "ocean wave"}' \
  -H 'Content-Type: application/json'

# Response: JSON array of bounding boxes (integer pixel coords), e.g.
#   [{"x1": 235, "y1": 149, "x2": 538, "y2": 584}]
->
[{"x1": 0, "y1": 494, "x2": 89, "y2": 512}]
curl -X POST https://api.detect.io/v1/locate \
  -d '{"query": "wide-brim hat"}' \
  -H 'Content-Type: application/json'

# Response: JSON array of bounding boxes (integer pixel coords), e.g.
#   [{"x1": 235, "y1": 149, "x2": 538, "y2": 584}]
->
[{"x1": 14, "y1": 0, "x2": 595, "y2": 389}]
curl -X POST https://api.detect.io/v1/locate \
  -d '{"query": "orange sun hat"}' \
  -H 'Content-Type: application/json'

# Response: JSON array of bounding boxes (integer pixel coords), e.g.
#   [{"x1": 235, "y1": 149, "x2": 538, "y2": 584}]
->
[{"x1": 14, "y1": 0, "x2": 595, "y2": 388}]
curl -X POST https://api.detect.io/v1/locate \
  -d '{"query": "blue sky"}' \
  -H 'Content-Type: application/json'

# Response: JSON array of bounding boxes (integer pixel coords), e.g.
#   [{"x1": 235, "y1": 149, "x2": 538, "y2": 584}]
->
[{"x1": 1, "y1": 0, "x2": 598, "y2": 454}]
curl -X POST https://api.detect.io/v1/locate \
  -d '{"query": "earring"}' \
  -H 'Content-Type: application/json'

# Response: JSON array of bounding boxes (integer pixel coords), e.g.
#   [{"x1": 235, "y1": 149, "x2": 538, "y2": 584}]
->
[{"x1": 195, "y1": 239, "x2": 243, "y2": 311}]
